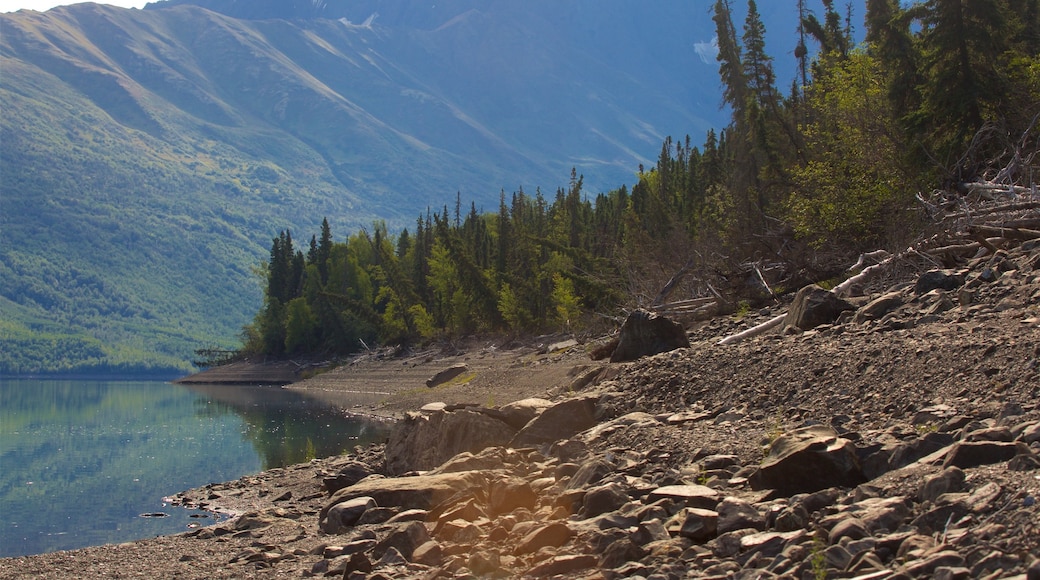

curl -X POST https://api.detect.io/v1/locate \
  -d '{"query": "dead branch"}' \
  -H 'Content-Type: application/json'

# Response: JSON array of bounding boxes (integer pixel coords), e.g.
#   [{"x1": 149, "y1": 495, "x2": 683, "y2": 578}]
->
[
  {"x1": 966, "y1": 224, "x2": 1040, "y2": 241},
  {"x1": 716, "y1": 313, "x2": 785, "y2": 346},
  {"x1": 848, "y1": 250, "x2": 892, "y2": 272},
  {"x1": 944, "y1": 200, "x2": 1040, "y2": 221}
]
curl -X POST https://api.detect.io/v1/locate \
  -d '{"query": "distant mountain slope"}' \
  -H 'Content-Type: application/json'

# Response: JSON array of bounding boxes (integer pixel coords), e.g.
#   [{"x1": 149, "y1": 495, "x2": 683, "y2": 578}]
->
[{"x1": 0, "y1": 1, "x2": 819, "y2": 374}]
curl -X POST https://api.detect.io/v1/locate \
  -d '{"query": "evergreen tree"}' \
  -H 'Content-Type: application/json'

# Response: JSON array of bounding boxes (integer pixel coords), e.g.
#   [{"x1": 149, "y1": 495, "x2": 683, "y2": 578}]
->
[{"x1": 912, "y1": 0, "x2": 1013, "y2": 176}]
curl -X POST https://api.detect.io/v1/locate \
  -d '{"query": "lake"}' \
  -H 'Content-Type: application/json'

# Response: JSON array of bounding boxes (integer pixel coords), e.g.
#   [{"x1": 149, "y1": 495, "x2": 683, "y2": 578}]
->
[{"x1": 0, "y1": 379, "x2": 392, "y2": 558}]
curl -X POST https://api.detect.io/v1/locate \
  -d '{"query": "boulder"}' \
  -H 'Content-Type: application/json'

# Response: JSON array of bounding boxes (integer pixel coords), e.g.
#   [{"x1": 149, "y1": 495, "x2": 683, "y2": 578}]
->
[
  {"x1": 524, "y1": 554, "x2": 597, "y2": 578},
  {"x1": 750, "y1": 425, "x2": 865, "y2": 494},
  {"x1": 487, "y1": 476, "x2": 538, "y2": 516},
  {"x1": 647, "y1": 484, "x2": 720, "y2": 510},
  {"x1": 385, "y1": 408, "x2": 517, "y2": 474},
  {"x1": 677, "y1": 508, "x2": 719, "y2": 542},
  {"x1": 785, "y1": 285, "x2": 855, "y2": 331},
  {"x1": 609, "y1": 309, "x2": 690, "y2": 362},
  {"x1": 919, "y1": 467, "x2": 966, "y2": 502},
  {"x1": 498, "y1": 398, "x2": 554, "y2": 430},
  {"x1": 372, "y1": 521, "x2": 431, "y2": 560},
  {"x1": 510, "y1": 396, "x2": 599, "y2": 448},
  {"x1": 322, "y1": 461, "x2": 378, "y2": 494},
  {"x1": 716, "y1": 496, "x2": 765, "y2": 534},
  {"x1": 319, "y1": 470, "x2": 492, "y2": 529},
  {"x1": 514, "y1": 522, "x2": 574, "y2": 555},
  {"x1": 579, "y1": 483, "x2": 630, "y2": 518},
  {"x1": 942, "y1": 441, "x2": 1027, "y2": 469},
  {"x1": 322, "y1": 496, "x2": 377, "y2": 534},
  {"x1": 854, "y1": 291, "x2": 905, "y2": 323},
  {"x1": 915, "y1": 270, "x2": 965, "y2": 294},
  {"x1": 425, "y1": 363, "x2": 468, "y2": 388}
]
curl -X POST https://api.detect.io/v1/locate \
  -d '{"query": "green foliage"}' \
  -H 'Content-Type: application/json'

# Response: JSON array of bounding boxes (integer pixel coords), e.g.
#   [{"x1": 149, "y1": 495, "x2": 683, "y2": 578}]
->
[
  {"x1": 786, "y1": 50, "x2": 911, "y2": 249},
  {"x1": 283, "y1": 297, "x2": 318, "y2": 353}
]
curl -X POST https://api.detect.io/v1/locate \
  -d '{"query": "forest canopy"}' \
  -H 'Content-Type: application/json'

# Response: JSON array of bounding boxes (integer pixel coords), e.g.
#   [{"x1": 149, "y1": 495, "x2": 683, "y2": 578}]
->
[{"x1": 237, "y1": 0, "x2": 1039, "y2": 359}]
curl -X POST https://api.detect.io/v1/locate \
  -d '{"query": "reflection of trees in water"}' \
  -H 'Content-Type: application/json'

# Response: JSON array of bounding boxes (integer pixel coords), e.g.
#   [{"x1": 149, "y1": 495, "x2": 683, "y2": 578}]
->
[
  {"x1": 186, "y1": 385, "x2": 390, "y2": 469},
  {"x1": 1, "y1": 380, "x2": 108, "y2": 418}
]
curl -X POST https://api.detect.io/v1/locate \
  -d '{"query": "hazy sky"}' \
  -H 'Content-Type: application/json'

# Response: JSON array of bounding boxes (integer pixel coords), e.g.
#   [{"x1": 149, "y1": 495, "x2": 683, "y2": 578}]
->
[{"x1": 0, "y1": 0, "x2": 146, "y2": 13}]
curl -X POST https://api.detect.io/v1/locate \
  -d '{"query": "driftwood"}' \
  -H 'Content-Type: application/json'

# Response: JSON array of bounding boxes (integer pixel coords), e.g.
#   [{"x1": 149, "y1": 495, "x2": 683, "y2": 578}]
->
[
  {"x1": 831, "y1": 249, "x2": 906, "y2": 298},
  {"x1": 944, "y1": 200, "x2": 1040, "y2": 220},
  {"x1": 651, "y1": 259, "x2": 696, "y2": 307},
  {"x1": 716, "y1": 248, "x2": 903, "y2": 345},
  {"x1": 716, "y1": 313, "x2": 785, "y2": 346},
  {"x1": 966, "y1": 224, "x2": 1040, "y2": 241}
]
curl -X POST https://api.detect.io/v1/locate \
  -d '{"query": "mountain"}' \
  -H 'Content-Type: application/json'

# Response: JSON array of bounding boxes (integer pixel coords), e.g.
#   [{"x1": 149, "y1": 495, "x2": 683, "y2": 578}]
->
[{"x1": 0, "y1": 0, "x2": 823, "y2": 374}]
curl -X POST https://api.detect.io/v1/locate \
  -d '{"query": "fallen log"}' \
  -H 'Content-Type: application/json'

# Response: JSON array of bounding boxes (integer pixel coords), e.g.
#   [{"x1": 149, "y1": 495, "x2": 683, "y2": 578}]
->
[
  {"x1": 966, "y1": 224, "x2": 1040, "y2": 241},
  {"x1": 717, "y1": 248, "x2": 902, "y2": 345},
  {"x1": 716, "y1": 313, "x2": 785, "y2": 346}
]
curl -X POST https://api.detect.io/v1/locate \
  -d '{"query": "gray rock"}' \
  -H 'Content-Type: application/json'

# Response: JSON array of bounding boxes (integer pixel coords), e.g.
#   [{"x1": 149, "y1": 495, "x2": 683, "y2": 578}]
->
[
  {"x1": 716, "y1": 497, "x2": 765, "y2": 534},
  {"x1": 751, "y1": 425, "x2": 865, "y2": 494},
  {"x1": 916, "y1": 270, "x2": 965, "y2": 294},
  {"x1": 514, "y1": 522, "x2": 574, "y2": 555},
  {"x1": 322, "y1": 496, "x2": 377, "y2": 534},
  {"x1": 497, "y1": 398, "x2": 554, "y2": 430},
  {"x1": 647, "y1": 484, "x2": 721, "y2": 510},
  {"x1": 599, "y1": 538, "x2": 648, "y2": 569},
  {"x1": 510, "y1": 396, "x2": 600, "y2": 448},
  {"x1": 919, "y1": 466, "x2": 966, "y2": 502},
  {"x1": 488, "y1": 476, "x2": 538, "y2": 516},
  {"x1": 524, "y1": 554, "x2": 598, "y2": 578},
  {"x1": 322, "y1": 461, "x2": 378, "y2": 494},
  {"x1": 579, "y1": 483, "x2": 630, "y2": 518},
  {"x1": 676, "y1": 507, "x2": 719, "y2": 542},
  {"x1": 372, "y1": 521, "x2": 431, "y2": 560},
  {"x1": 410, "y1": 540, "x2": 443, "y2": 567},
  {"x1": 425, "y1": 363, "x2": 468, "y2": 388},
  {"x1": 901, "y1": 550, "x2": 965, "y2": 578},
  {"x1": 854, "y1": 291, "x2": 904, "y2": 323},
  {"x1": 942, "y1": 441, "x2": 1026, "y2": 469},
  {"x1": 609, "y1": 309, "x2": 690, "y2": 362},
  {"x1": 785, "y1": 285, "x2": 855, "y2": 331},
  {"x1": 320, "y1": 470, "x2": 491, "y2": 527},
  {"x1": 828, "y1": 517, "x2": 870, "y2": 544},
  {"x1": 385, "y1": 408, "x2": 517, "y2": 474}
]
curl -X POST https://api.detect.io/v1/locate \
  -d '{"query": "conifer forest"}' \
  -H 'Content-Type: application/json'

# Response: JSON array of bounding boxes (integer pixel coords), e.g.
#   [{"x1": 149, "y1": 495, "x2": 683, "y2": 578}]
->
[{"x1": 240, "y1": 0, "x2": 1039, "y2": 359}]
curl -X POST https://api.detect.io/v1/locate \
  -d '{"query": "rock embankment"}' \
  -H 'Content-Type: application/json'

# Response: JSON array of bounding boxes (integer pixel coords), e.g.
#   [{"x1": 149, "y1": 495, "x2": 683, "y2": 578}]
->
[{"x1": 2, "y1": 240, "x2": 1038, "y2": 579}]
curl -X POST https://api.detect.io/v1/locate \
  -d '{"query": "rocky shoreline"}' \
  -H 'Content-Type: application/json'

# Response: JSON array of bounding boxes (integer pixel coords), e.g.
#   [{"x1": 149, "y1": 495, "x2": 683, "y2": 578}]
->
[{"x1": 2, "y1": 238, "x2": 1039, "y2": 579}]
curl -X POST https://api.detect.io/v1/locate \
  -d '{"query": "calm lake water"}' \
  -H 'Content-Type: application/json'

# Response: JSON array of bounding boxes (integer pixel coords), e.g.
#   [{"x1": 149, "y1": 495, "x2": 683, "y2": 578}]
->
[{"x1": 0, "y1": 379, "x2": 391, "y2": 558}]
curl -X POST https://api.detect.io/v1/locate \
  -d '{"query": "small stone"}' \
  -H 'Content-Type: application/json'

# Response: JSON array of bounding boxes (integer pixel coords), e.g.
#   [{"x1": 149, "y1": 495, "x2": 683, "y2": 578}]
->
[
  {"x1": 933, "y1": 566, "x2": 971, "y2": 580},
  {"x1": 920, "y1": 467, "x2": 966, "y2": 502},
  {"x1": 716, "y1": 496, "x2": 765, "y2": 534},
  {"x1": 514, "y1": 522, "x2": 573, "y2": 555},
  {"x1": 677, "y1": 508, "x2": 719, "y2": 543},
  {"x1": 524, "y1": 554, "x2": 598, "y2": 578},
  {"x1": 828, "y1": 518, "x2": 870, "y2": 544},
  {"x1": 902, "y1": 550, "x2": 965, "y2": 577},
  {"x1": 647, "y1": 484, "x2": 720, "y2": 510}
]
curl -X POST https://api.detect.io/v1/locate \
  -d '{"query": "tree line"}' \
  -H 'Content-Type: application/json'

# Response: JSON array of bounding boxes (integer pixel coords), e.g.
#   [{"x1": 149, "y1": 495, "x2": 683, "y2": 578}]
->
[{"x1": 239, "y1": 0, "x2": 1039, "y2": 358}]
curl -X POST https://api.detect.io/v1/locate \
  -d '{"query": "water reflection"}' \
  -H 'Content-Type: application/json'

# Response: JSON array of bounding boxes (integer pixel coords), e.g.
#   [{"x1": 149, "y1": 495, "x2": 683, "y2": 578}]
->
[
  {"x1": 0, "y1": 379, "x2": 391, "y2": 557},
  {"x1": 181, "y1": 384, "x2": 391, "y2": 469}
]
